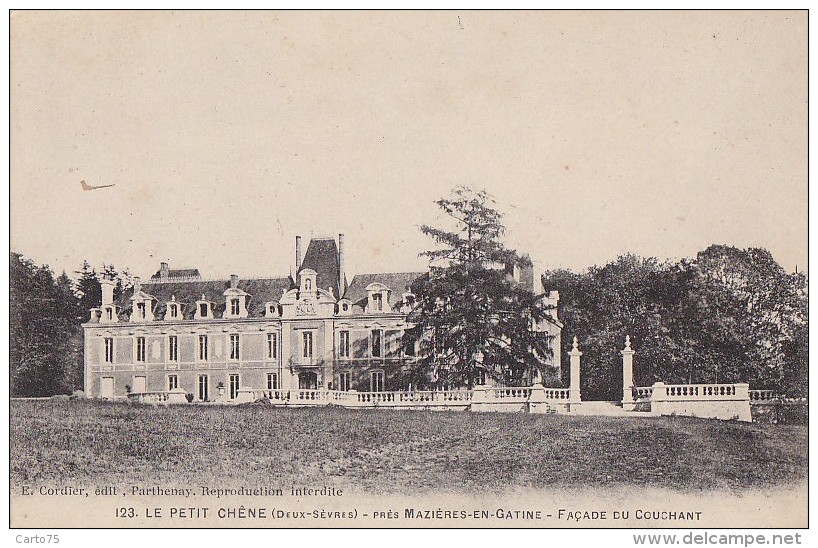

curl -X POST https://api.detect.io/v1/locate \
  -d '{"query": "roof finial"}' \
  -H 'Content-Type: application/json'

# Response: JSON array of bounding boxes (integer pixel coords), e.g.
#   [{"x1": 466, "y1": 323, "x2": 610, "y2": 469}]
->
[
  {"x1": 624, "y1": 335, "x2": 631, "y2": 351},
  {"x1": 572, "y1": 336, "x2": 579, "y2": 351}
]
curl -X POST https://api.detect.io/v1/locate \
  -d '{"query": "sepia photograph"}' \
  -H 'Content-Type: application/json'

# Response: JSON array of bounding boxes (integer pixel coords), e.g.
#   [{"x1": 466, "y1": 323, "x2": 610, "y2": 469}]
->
[{"x1": 8, "y1": 9, "x2": 808, "y2": 533}]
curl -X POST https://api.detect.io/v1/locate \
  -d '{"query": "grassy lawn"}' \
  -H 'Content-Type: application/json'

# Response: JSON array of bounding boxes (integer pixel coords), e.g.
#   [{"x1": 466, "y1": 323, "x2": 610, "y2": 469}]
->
[{"x1": 10, "y1": 400, "x2": 807, "y2": 495}]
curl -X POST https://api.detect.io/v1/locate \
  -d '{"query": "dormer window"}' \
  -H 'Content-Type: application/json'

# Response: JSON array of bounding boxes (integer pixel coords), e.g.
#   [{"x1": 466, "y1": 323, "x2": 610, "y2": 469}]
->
[
  {"x1": 195, "y1": 296, "x2": 214, "y2": 320},
  {"x1": 299, "y1": 269, "x2": 318, "y2": 294},
  {"x1": 365, "y1": 282, "x2": 391, "y2": 314},
  {"x1": 399, "y1": 293, "x2": 416, "y2": 314},
  {"x1": 222, "y1": 288, "x2": 249, "y2": 319},
  {"x1": 265, "y1": 303, "x2": 278, "y2": 318},
  {"x1": 169, "y1": 304, "x2": 179, "y2": 318},
  {"x1": 336, "y1": 299, "x2": 352, "y2": 315},
  {"x1": 130, "y1": 290, "x2": 155, "y2": 323},
  {"x1": 100, "y1": 304, "x2": 119, "y2": 323}
]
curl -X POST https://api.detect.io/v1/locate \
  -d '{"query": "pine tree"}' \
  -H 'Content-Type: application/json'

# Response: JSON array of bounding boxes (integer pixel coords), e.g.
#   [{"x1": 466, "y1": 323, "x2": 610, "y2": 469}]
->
[
  {"x1": 407, "y1": 187, "x2": 556, "y2": 389},
  {"x1": 10, "y1": 253, "x2": 80, "y2": 395},
  {"x1": 75, "y1": 260, "x2": 101, "y2": 314}
]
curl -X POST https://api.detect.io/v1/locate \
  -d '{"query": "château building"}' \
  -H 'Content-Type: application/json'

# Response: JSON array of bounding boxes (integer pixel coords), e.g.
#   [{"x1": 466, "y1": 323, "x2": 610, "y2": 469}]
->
[{"x1": 82, "y1": 235, "x2": 562, "y2": 401}]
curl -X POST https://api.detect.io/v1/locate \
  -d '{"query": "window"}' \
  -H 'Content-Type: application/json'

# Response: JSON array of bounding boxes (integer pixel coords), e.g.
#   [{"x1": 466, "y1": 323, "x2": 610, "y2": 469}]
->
[
  {"x1": 267, "y1": 333, "x2": 278, "y2": 359},
  {"x1": 136, "y1": 302, "x2": 146, "y2": 319},
  {"x1": 339, "y1": 330, "x2": 350, "y2": 358},
  {"x1": 302, "y1": 331, "x2": 313, "y2": 359},
  {"x1": 475, "y1": 370, "x2": 487, "y2": 386},
  {"x1": 405, "y1": 294, "x2": 415, "y2": 307},
  {"x1": 371, "y1": 329, "x2": 382, "y2": 358},
  {"x1": 169, "y1": 304, "x2": 178, "y2": 318},
  {"x1": 342, "y1": 303, "x2": 349, "y2": 312},
  {"x1": 230, "y1": 334, "x2": 240, "y2": 360},
  {"x1": 199, "y1": 303, "x2": 208, "y2": 317},
  {"x1": 198, "y1": 334, "x2": 209, "y2": 361},
  {"x1": 167, "y1": 375, "x2": 178, "y2": 391},
  {"x1": 135, "y1": 337, "x2": 146, "y2": 362},
  {"x1": 104, "y1": 338, "x2": 114, "y2": 363},
  {"x1": 305, "y1": 278, "x2": 312, "y2": 290},
  {"x1": 168, "y1": 335, "x2": 178, "y2": 362},
  {"x1": 197, "y1": 374, "x2": 209, "y2": 401},
  {"x1": 230, "y1": 298, "x2": 240, "y2": 316},
  {"x1": 370, "y1": 371, "x2": 384, "y2": 392},
  {"x1": 404, "y1": 335, "x2": 416, "y2": 357},
  {"x1": 266, "y1": 372, "x2": 279, "y2": 391},
  {"x1": 340, "y1": 371, "x2": 351, "y2": 392},
  {"x1": 372, "y1": 293, "x2": 383, "y2": 311},
  {"x1": 106, "y1": 308, "x2": 113, "y2": 320},
  {"x1": 229, "y1": 374, "x2": 240, "y2": 399}
]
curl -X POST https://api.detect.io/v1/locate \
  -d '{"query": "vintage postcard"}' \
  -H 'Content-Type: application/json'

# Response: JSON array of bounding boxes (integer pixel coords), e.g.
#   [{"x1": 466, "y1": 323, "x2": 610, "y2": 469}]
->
[{"x1": 8, "y1": 10, "x2": 808, "y2": 533}]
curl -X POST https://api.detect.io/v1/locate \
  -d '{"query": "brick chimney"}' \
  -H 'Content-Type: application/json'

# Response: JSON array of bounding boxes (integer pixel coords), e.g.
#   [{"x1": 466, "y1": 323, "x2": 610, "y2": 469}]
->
[
  {"x1": 160, "y1": 262, "x2": 169, "y2": 280},
  {"x1": 520, "y1": 264, "x2": 535, "y2": 293},
  {"x1": 295, "y1": 235, "x2": 302, "y2": 274},
  {"x1": 100, "y1": 278, "x2": 115, "y2": 306},
  {"x1": 230, "y1": 274, "x2": 239, "y2": 289},
  {"x1": 338, "y1": 233, "x2": 346, "y2": 293},
  {"x1": 133, "y1": 276, "x2": 141, "y2": 294}
]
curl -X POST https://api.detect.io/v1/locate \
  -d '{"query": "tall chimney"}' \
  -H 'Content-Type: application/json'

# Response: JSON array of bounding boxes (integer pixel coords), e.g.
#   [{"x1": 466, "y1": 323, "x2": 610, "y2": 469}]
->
[
  {"x1": 230, "y1": 274, "x2": 239, "y2": 289},
  {"x1": 520, "y1": 264, "x2": 534, "y2": 293},
  {"x1": 160, "y1": 262, "x2": 169, "y2": 280},
  {"x1": 133, "y1": 276, "x2": 141, "y2": 294},
  {"x1": 100, "y1": 278, "x2": 115, "y2": 306},
  {"x1": 295, "y1": 235, "x2": 302, "y2": 274},
  {"x1": 338, "y1": 233, "x2": 346, "y2": 294}
]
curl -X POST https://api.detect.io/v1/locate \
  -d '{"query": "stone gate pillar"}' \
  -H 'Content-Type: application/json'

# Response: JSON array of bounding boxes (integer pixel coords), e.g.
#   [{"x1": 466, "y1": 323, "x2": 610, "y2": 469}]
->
[
  {"x1": 621, "y1": 335, "x2": 636, "y2": 411},
  {"x1": 568, "y1": 336, "x2": 582, "y2": 407}
]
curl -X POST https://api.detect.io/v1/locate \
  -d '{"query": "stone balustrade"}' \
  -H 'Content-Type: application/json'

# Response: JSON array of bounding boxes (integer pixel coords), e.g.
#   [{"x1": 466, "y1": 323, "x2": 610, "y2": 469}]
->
[
  {"x1": 633, "y1": 386, "x2": 654, "y2": 400},
  {"x1": 749, "y1": 390, "x2": 778, "y2": 403},
  {"x1": 347, "y1": 390, "x2": 472, "y2": 410},
  {"x1": 126, "y1": 388, "x2": 188, "y2": 405},
  {"x1": 491, "y1": 387, "x2": 532, "y2": 400},
  {"x1": 650, "y1": 382, "x2": 751, "y2": 422},
  {"x1": 125, "y1": 385, "x2": 572, "y2": 413},
  {"x1": 543, "y1": 388, "x2": 570, "y2": 400},
  {"x1": 663, "y1": 384, "x2": 737, "y2": 398}
]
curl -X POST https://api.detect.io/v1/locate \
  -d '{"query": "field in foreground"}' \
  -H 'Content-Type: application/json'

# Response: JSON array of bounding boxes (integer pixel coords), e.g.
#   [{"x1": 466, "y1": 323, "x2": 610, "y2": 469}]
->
[{"x1": 10, "y1": 400, "x2": 808, "y2": 495}]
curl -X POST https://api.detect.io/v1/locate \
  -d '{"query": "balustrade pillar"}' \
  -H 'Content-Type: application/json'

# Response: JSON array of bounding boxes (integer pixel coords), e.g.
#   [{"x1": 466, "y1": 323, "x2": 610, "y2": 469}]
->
[
  {"x1": 528, "y1": 383, "x2": 550, "y2": 414},
  {"x1": 649, "y1": 382, "x2": 666, "y2": 416},
  {"x1": 621, "y1": 335, "x2": 636, "y2": 411},
  {"x1": 568, "y1": 336, "x2": 582, "y2": 408}
]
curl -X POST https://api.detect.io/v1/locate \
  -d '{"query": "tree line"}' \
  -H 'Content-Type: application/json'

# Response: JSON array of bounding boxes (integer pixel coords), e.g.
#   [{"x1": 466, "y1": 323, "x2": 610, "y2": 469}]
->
[
  {"x1": 542, "y1": 246, "x2": 808, "y2": 400},
  {"x1": 9, "y1": 253, "x2": 131, "y2": 396}
]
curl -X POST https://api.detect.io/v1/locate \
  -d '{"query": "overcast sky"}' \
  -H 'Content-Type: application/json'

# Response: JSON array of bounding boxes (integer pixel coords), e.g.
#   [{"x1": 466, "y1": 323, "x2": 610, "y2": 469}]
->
[{"x1": 10, "y1": 11, "x2": 807, "y2": 282}]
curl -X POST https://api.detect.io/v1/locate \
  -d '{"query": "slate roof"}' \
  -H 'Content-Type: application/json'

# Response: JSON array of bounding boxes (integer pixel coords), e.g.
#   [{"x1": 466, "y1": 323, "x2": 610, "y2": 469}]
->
[
  {"x1": 342, "y1": 272, "x2": 427, "y2": 311},
  {"x1": 299, "y1": 237, "x2": 341, "y2": 297},
  {"x1": 119, "y1": 277, "x2": 294, "y2": 320}
]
